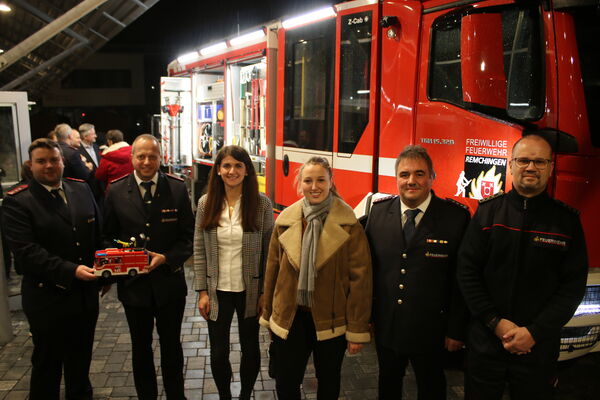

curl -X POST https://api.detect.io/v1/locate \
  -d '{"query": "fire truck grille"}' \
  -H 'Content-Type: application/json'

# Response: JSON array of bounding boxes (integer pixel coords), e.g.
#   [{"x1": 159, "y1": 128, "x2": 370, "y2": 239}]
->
[
  {"x1": 560, "y1": 326, "x2": 600, "y2": 352},
  {"x1": 572, "y1": 285, "x2": 600, "y2": 318}
]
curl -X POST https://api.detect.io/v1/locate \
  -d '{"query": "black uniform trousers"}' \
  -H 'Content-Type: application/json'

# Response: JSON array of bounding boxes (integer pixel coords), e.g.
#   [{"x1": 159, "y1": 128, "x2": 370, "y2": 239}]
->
[
  {"x1": 207, "y1": 290, "x2": 260, "y2": 399},
  {"x1": 465, "y1": 322, "x2": 557, "y2": 400},
  {"x1": 26, "y1": 304, "x2": 98, "y2": 400},
  {"x1": 376, "y1": 340, "x2": 446, "y2": 400},
  {"x1": 272, "y1": 309, "x2": 347, "y2": 400},
  {"x1": 123, "y1": 293, "x2": 186, "y2": 400}
]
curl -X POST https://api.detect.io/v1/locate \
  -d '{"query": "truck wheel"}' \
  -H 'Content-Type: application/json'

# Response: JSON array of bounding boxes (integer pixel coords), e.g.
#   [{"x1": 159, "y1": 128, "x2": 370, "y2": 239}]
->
[
  {"x1": 102, "y1": 270, "x2": 111, "y2": 279},
  {"x1": 128, "y1": 269, "x2": 138, "y2": 277}
]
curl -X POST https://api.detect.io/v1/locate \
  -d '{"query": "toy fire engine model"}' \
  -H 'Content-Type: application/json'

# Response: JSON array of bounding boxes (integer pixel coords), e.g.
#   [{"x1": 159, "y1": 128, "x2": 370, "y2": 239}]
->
[{"x1": 94, "y1": 236, "x2": 150, "y2": 278}]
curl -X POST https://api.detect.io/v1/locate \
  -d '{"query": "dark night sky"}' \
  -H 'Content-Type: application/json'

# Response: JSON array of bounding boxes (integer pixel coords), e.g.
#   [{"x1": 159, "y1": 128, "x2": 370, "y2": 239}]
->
[{"x1": 105, "y1": 0, "x2": 338, "y2": 60}]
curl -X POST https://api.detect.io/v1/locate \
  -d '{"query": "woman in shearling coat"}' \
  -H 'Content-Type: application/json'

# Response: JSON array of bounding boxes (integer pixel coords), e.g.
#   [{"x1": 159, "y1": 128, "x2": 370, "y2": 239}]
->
[
  {"x1": 193, "y1": 146, "x2": 274, "y2": 400},
  {"x1": 260, "y1": 156, "x2": 372, "y2": 400}
]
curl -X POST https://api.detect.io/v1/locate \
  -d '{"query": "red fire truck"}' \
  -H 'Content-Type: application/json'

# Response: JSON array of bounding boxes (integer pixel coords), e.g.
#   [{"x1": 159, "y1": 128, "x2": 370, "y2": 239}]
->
[
  {"x1": 165, "y1": 0, "x2": 599, "y2": 360},
  {"x1": 94, "y1": 248, "x2": 150, "y2": 278}
]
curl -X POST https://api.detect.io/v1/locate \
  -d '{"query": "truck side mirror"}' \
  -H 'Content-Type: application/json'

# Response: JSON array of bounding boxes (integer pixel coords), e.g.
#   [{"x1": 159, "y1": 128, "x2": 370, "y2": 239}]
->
[
  {"x1": 460, "y1": 13, "x2": 506, "y2": 109},
  {"x1": 460, "y1": 8, "x2": 543, "y2": 120}
]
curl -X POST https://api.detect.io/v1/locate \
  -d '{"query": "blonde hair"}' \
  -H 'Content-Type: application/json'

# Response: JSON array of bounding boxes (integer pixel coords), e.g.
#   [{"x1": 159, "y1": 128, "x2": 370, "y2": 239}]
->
[{"x1": 295, "y1": 156, "x2": 339, "y2": 197}]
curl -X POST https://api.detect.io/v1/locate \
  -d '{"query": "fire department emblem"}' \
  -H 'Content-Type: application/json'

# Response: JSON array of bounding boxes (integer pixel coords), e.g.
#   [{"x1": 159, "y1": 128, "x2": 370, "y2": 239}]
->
[{"x1": 480, "y1": 181, "x2": 495, "y2": 198}]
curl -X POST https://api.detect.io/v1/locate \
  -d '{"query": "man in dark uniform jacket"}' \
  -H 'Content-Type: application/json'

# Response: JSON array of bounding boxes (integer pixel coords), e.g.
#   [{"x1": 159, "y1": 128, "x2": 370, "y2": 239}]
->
[
  {"x1": 2, "y1": 138, "x2": 100, "y2": 400},
  {"x1": 365, "y1": 145, "x2": 470, "y2": 400},
  {"x1": 458, "y1": 134, "x2": 588, "y2": 400},
  {"x1": 103, "y1": 134, "x2": 193, "y2": 400}
]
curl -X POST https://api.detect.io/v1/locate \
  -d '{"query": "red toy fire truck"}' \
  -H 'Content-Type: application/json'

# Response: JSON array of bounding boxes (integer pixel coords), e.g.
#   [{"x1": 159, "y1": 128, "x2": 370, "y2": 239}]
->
[{"x1": 94, "y1": 246, "x2": 150, "y2": 278}]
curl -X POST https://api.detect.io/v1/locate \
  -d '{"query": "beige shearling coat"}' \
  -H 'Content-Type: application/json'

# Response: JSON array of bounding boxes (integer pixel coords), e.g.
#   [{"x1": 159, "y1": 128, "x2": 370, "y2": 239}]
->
[{"x1": 259, "y1": 196, "x2": 372, "y2": 343}]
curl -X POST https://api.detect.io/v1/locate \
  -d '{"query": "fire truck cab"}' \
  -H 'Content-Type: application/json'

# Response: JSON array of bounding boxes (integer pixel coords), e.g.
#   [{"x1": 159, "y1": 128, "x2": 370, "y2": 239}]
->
[
  {"x1": 94, "y1": 248, "x2": 150, "y2": 278},
  {"x1": 165, "y1": 0, "x2": 599, "y2": 360}
]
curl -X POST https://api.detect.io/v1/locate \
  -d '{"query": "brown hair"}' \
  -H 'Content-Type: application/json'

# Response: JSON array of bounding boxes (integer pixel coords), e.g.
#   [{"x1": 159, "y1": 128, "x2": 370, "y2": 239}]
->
[
  {"x1": 28, "y1": 138, "x2": 62, "y2": 158},
  {"x1": 200, "y1": 145, "x2": 259, "y2": 231},
  {"x1": 394, "y1": 145, "x2": 436, "y2": 179},
  {"x1": 106, "y1": 129, "x2": 125, "y2": 144},
  {"x1": 295, "y1": 156, "x2": 339, "y2": 197}
]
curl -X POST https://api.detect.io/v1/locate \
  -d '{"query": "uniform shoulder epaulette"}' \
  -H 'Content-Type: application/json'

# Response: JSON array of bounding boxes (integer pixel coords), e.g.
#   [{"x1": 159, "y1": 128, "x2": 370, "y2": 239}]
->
[
  {"x1": 109, "y1": 174, "x2": 130, "y2": 184},
  {"x1": 553, "y1": 198, "x2": 580, "y2": 215},
  {"x1": 372, "y1": 195, "x2": 397, "y2": 204},
  {"x1": 479, "y1": 191, "x2": 505, "y2": 204},
  {"x1": 6, "y1": 184, "x2": 28, "y2": 196},
  {"x1": 445, "y1": 197, "x2": 469, "y2": 210},
  {"x1": 65, "y1": 177, "x2": 84, "y2": 182},
  {"x1": 166, "y1": 173, "x2": 184, "y2": 182}
]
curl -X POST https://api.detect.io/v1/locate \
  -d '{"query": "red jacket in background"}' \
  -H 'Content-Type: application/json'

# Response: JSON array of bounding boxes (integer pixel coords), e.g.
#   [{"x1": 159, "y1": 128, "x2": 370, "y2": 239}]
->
[{"x1": 95, "y1": 142, "x2": 133, "y2": 188}]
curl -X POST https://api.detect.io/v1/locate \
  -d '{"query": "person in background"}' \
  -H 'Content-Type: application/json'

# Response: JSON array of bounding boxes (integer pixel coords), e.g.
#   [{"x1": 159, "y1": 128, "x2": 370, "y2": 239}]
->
[
  {"x1": 2, "y1": 138, "x2": 100, "y2": 399},
  {"x1": 95, "y1": 129, "x2": 133, "y2": 189},
  {"x1": 47, "y1": 130, "x2": 57, "y2": 142},
  {"x1": 55, "y1": 123, "x2": 91, "y2": 181},
  {"x1": 78, "y1": 123, "x2": 101, "y2": 168},
  {"x1": 78, "y1": 123, "x2": 103, "y2": 204},
  {"x1": 70, "y1": 129, "x2": 83, "y2": 149},
  {"x1": 365, "y1": 145, "x2": 470, "y2": 399},
  {"x1": 194, "y1": 145, "x2": 274, "y2": 400},
  {"x1": 458, "y1": 134, "x2": 588, "y2": 399},
  {"x1": 260, "y1": 156, "x2": 372, "y2": 400},
  {"x1": 103, "y1": 134, "x2": 193, "y2": 400}
]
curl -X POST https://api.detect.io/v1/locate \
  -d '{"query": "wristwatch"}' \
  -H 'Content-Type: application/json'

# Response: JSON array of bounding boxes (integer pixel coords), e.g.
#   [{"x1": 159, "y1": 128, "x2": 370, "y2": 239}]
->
[{"x1": 486, "y1": 316, "x2": 500, "y2": 332}]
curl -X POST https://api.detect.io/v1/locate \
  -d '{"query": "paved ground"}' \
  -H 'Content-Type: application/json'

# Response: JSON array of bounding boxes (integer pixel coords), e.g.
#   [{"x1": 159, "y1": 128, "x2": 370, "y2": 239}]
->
[{"x1": 1, "y1": 267, "x2": 599, "y2": 399}]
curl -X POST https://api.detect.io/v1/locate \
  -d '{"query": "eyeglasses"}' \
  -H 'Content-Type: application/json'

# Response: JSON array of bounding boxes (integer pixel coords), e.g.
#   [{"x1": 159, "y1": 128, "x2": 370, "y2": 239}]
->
[{"x1": 512, "y1": 157, "x2": 553, "y2": 169}]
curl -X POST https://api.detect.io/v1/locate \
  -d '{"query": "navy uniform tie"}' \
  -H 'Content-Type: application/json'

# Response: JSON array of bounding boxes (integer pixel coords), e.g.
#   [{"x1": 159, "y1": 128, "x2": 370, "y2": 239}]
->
[
  {"x1": 403, "y1": 209, "x2": 420, "y2": 244},
  {"x1": 50, "y1": 188, "x2": 66, "y2": 210},
  {"x1": 140, "y1": 181, "x2": 154, "y2": 214}
]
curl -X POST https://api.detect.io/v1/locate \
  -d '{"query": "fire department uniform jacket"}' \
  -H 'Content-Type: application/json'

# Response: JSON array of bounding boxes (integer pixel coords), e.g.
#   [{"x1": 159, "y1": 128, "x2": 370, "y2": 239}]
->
[
  {"x1": 2, "y1": 178, "x2": 101, "y2": 315},
  {"x1": 259, "y1": 196, "x2": 372, "y2": 343},
  {"x1": 103, "y1": 172, "x2": 194, "y2": 307},
  {"x1": 365, "y1": 193, "x2": 470, "y2": 353},
  {"x1": 457, "y1": 189, "x2": 588, "y2": 345}
]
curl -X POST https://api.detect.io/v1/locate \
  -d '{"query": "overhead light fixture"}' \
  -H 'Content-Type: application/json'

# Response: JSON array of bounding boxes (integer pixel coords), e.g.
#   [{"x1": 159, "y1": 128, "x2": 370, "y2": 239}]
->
[
  {"x1": 0, "y1": 49, "x2": 4, "y2": 54},
  {"x1": 200, "y1": 41, "x2": 227, "y2": 56},
  {"x1": 282, "y1": 7, "x2": 336, "y2": 29},
  {"x1": 229, "y1": 29, "x2": 266, "y2": 47},
  {"x1": 0, "y1": 3, "x2": 11, "y2": 12},
  {"x1": 177, "y1": 51, "x2": 199, "y2": 64}
]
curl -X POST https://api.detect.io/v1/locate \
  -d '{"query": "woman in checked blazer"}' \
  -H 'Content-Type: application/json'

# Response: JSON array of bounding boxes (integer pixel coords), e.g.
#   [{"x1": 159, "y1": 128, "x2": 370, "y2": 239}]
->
[{"x1": 193, "y1": 146, "x2": 274, "y2": 400}]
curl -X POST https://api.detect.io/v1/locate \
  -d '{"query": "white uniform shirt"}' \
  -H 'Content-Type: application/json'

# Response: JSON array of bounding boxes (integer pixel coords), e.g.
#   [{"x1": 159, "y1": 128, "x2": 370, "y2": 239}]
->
[{"x1": 216, "y1": 198, "x2": 245, "y2": 292}]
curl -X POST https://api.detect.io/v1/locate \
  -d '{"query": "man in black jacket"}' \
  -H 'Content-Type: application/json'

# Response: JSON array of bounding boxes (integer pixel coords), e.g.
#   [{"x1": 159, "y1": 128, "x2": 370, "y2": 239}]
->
[
  {"x1": 103, "y1": 134, "x2": 193, "y2": 400},
  {"x1": 2, "y1": 138, "x2": 100, "y2": 400},
  {"x1": 78, "y1": 123, "x2": 104, "y2": 204},
  {"x1": 458, "y1": 134, "x2": 588, "y2": 399},
  {"x1": 55, "y1": 123, "x2": 91, "y2": 181},
  {"x1": 366, "y1": 145, "x2": 470, "y2": 400}
]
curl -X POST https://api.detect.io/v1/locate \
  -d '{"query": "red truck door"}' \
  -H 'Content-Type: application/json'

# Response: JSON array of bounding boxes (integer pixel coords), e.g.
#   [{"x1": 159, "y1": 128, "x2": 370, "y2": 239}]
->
[{"x1": 415, "y1": 1, "x2": 554, "y2": 207}]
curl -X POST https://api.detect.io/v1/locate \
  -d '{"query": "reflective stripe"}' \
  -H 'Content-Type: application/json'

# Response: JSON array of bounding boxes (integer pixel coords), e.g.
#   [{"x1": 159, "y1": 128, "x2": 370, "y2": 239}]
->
[
  {"x1": 378, "y1": 156, "x2": 397, "y2": 177},
  {"x1": 275, "y1": 146, "x2": 372, "y2": 174}
]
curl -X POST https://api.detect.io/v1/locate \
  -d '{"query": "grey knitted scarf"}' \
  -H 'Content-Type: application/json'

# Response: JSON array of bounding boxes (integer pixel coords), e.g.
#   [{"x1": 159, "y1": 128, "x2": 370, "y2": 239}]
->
[{"x1": 297, "y1": 194, "x2": 332, "y2": 307}]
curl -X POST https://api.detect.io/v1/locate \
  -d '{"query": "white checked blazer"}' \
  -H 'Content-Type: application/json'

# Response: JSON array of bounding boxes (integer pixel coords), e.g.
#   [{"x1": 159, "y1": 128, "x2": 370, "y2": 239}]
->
[{"x1": 193, "y1": 193, "x2": 274, "y2": 320}]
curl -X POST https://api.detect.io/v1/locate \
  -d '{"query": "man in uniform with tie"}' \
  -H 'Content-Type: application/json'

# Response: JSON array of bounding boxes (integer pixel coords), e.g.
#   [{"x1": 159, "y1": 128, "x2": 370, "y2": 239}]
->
[
  {"x1": 103, "y1": 134, "x2": 194, "y2": 399},
  {"x1": 2, "y1": 138, "x2": 100, "y2": 399},
  {"x1": 365, "y1": 145, "x2": 470, "y2": 399}
]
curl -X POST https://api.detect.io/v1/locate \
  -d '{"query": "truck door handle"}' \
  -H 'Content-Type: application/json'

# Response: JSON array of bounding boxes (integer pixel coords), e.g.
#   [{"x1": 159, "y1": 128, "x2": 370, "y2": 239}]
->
[{"x1": 283, "y1": 154, "x2": 289, "y2": 177}]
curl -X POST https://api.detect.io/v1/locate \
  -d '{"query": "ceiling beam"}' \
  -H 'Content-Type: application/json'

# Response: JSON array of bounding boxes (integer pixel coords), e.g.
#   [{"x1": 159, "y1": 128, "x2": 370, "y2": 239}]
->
[{"x1": 0, "y1": 0, "x2": 109, "y2": 72}]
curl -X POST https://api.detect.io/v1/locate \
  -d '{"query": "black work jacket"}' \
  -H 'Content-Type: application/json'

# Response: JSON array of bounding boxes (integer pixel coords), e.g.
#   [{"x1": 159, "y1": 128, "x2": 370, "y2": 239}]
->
[{"x1": 458, "y1": 189, "x2": 588, "y2": 342}]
